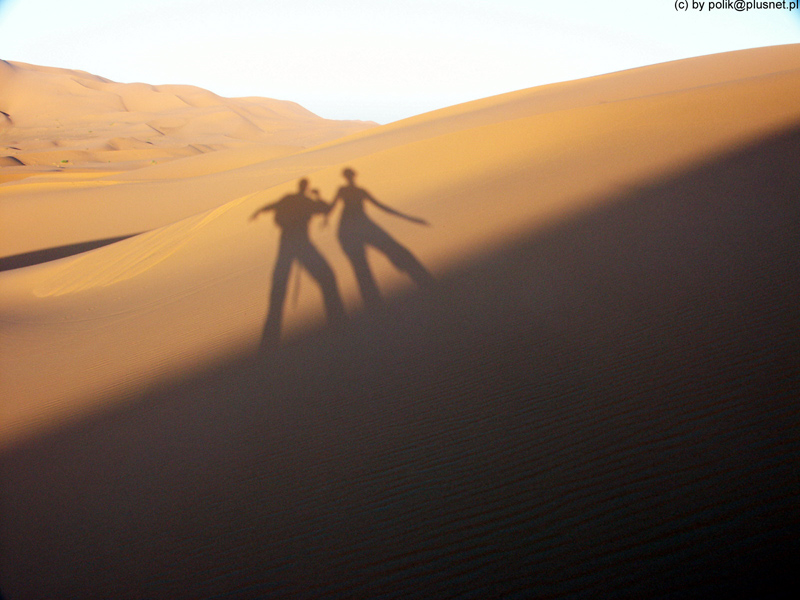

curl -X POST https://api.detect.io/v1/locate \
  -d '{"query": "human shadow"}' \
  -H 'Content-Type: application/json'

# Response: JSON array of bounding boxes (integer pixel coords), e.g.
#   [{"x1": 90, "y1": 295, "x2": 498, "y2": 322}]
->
[
  {"x1": 328, "y1": 168, "x2": 434, "y2": 308},
  {"x1": 251, "y1": 178, "x2": 346, "y2": 348},
  {"x1": 5, "y1": 126, "x2": 800, "y2": 600}
]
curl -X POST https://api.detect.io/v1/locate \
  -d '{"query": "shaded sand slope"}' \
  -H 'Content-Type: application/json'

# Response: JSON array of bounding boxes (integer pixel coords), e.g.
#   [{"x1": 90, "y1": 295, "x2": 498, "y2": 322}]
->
[
  {"x1": 2, "y1": 45, "x2": 800, "y2": 446},
  {"x1": 2, "y1": 123, "x2": 798, "y2": 599}
]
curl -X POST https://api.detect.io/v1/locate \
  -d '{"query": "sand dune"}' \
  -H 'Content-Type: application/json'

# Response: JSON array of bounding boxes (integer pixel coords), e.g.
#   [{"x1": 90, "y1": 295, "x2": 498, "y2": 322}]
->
[
  {"x1": 2, "y1": 45, "x2": 799, "y2": 599},
  {"x1": 0, "y1": 59, "x2": 375, "y2": 172}
]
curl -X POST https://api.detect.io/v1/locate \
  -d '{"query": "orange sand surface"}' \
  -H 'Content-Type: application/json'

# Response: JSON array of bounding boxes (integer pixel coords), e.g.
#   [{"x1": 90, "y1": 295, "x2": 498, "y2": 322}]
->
[{"x1": 1, "y1": 45, "x2": 799, "y2": 599}]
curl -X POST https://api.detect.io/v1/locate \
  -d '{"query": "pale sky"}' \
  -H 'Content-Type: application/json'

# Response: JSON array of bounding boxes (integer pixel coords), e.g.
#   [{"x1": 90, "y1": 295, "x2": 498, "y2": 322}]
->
[{"x1": 1, "y1": 0, "x2": 798, "y2": 124}]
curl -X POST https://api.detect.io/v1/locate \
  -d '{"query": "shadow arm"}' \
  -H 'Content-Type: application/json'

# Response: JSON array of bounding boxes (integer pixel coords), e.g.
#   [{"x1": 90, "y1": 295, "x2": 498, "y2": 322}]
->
[
  {"x1": 321, "y1": 189, "x2": 343, "y2": 226},
  {"x1": 310, "y1": 189, "x2": 335, "y2": 214},
  {"x1": 369, "y1": 195, "x2": 429, "y2": 226},
  {"x1": 250, "y1": 201, "x2": 279, "y2": 221}
]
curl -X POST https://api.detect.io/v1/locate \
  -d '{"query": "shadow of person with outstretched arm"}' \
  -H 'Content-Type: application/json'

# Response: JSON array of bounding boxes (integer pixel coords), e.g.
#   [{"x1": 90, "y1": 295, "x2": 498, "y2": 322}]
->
[
  {"x1": 251, "y1": 178, "x2": 346, "y2": 348},
  {"x1": 329, "y1": 167, "x2": 434, "y2": 309}
]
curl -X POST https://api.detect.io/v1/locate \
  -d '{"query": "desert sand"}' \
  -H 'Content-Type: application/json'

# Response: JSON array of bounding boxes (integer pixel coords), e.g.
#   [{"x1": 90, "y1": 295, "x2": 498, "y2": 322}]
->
[{"x1": 1, "y1": 45, "x2": 799, "y2": 598}]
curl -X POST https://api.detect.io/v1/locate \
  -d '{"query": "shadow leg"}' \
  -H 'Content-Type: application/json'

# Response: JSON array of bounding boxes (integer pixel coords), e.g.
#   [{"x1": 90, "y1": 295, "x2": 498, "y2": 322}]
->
[
  {"x1": 371, "y1": 228, "x2": 435, "y2": 290},
  {"x1": 298, "y1": 243, "x2": 347, "y2": 326},
  {"x1": 262, "y1": 241, "x2": 293, "y2": 348},
  {"x1": 341, "y1": 236, "x2": 383, "y2": 308}
]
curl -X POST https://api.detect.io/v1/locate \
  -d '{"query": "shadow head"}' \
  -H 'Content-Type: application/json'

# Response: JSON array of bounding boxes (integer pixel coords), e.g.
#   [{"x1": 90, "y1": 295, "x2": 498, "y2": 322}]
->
[{"x1": 342, "y1": 167, "x2": 357, "y2": 183}]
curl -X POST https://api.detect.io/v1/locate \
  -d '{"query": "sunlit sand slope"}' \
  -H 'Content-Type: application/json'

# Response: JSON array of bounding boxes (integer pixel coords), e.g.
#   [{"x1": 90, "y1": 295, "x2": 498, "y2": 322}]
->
[
  {"x1": 1, "y1": 44, "x2": 799, "y2": 599},
  {"x1": 2, "y1": 44, "x2": 799, "y2": 442},
  {"x1": 2, "y1": 44, "x2": 799, "y2": 257}
]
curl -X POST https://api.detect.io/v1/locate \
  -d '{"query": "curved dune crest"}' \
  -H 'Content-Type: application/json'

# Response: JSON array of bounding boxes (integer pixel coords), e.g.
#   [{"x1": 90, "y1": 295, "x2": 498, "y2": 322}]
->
[
  {"x1": 117, "y1": 82, "x2": 192, "y2": 113},
  {"x1": 31, "y1": 194, "x2": 254, "y2": 298},
  {"x1": 0, "y1": 155, "x2": 24, "y2": 166}
]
